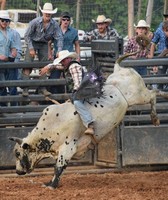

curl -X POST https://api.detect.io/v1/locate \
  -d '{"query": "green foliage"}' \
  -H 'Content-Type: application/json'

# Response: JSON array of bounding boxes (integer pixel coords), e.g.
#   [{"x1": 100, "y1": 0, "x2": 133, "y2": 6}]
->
[
  {"x1": 6, "y1": 0, "x2": 36, "y2": 10},
  {"x1": 5, "y1": 0, "x2": 165, "y2": 36}
]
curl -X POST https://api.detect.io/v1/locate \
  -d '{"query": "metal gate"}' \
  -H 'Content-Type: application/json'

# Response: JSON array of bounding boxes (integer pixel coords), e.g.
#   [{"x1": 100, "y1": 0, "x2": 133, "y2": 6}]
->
[{"x1": 1, "y1": 40, "x2": 168, "y2": 170}]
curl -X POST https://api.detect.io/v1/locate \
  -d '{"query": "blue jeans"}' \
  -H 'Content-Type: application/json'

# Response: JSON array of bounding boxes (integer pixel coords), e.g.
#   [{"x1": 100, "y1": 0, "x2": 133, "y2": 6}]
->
[
  {"x1": 49, "y1": 69, "x2": 65, "y2": 94},
  {"x1": 24, "y1": 42, "x2": 48, "y2": 92},
  {"x1": 134, "y1": 66, "x2": 147, "y2": 76},
  {"x1": 0, "y1": 68, "x2": 18, "y2": 106},
  {"x1": 158, "y1": 65, "x2": 168, "y2": 74},
  {"x1": 73, "y1": 99, "x2": 94, "y2": 127}
]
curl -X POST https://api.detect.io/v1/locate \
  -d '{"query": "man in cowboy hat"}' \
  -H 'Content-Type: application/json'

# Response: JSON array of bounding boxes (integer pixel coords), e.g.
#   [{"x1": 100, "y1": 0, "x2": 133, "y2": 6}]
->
[
  {"x1": 0, "y1": 10, "x2": 17, "y2": 106},
  {"x1": 22, "y1": 2, "x2": 63, "y2": 97},
  {"x1": 124, "y1": 20, "x2": 150, "y2": 75},
  {"x1": 40, "y1": 50, "x2": 96, "y2": 138},
  {"x1": 84, "y1": 15, "x2": 119, "y2": 42},
  {"x1": 49, "y1": 11, "x2": 80, "y2": 96}
]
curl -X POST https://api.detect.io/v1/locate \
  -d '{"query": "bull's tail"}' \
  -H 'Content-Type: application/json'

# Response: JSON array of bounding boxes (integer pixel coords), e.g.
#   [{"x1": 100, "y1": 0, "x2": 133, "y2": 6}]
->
[
  {"x1": 116, "y1": 51, "x2": 139, "y2": 64},
  {"x1": 114, "y1": 51, "x2": 140, "y2": 72},
  {"x1": 45, "y1": 97, "x2": 60, "y2": 105}
]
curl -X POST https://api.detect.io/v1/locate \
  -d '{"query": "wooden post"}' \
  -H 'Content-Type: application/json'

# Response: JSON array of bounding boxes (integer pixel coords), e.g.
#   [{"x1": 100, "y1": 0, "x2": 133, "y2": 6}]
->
[
  {"x1": 128, "y1": 0, "x2": 134, "y2": 38},
  {"x1": 76, "y1": 0, "x2": 81, "y2": 29},
  {"x1": 146, "y1": 0, "x2": 153, "y2": 26},
  {"x1": 137, "y1": 0, "x2": 142, "y2": 22},
  {"x1": 37, "y1": 0, "x2": 40, "y2": 17},
  {"x1": 164, "y1": 0, "x2": 168, "y2": 14}
]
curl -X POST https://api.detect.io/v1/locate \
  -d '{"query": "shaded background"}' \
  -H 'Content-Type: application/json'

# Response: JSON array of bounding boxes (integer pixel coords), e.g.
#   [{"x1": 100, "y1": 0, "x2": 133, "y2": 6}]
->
[{"x1": 5, "y1": 0, "x2": 164, "y2": 37}]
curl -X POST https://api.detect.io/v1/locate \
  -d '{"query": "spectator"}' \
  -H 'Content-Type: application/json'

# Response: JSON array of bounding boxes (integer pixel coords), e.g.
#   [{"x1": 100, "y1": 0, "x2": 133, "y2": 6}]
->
[
  {"x1": 48, "y1": 11, "x2": 80, "y2": 94},
  {"x1": 83, "y1": 15, "x2": 119, "y2": 41},
  {"x1": 148, "y1": 13, "x2": 168, "y2": 75},
  {"x1": 149, "y1": 20, "x2": 168, "y2": 90},
  {"x1": 124, "y1": 20, "x2": 150, "y2": 76},
  {"x1": 158, "y1": 21, "x2": 168, "y2": 57},
  {"x1": 0, "y1": 10, "x2": 17, "y2": 106},
  {"x1": 0, "y1": 0, "x2": 6, "y2": 10},
  {"x1": 7, "y1": 22, "x2": 22, "y2": 106},
  {"x1": 13, "y1": 29, "x2": 22, "y2": 80},
  {"x1": 8, "y1": 21, "x2": 22, "y2": 80},
  {"x1": 22, "y1": 2, "x2": 63, "y2": 97}
]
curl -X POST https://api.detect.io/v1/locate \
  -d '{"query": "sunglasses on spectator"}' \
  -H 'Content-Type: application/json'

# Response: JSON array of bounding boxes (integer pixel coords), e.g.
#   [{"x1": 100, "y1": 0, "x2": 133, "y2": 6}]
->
[
  {"x1": 0, "y1": 18, "x2": 10, "y2": 23},
  {"x1": 62, "y1": 18, "x2": 70, "y2": 21}
]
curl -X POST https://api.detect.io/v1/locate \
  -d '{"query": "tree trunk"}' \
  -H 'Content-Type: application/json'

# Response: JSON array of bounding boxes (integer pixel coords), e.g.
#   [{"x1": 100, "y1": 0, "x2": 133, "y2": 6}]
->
[
  {"x1": 164, "y1": 0, "x2": 168, "y2": 15},
  {"x1": 146, "y1": 0, "x2": 153, "y2": 26},
  {"x1": 128, "y1": 0, "x2": 134, "y2": 38},
  {"x1": 76, "y1": 0, "x2": 81, "y2": 29},
  {"x1": 137, "y1": 0, "x2": 142, "y2": 22},
  {"x1": 36, "y1": 0, "x2": 40, "y2": 17}
]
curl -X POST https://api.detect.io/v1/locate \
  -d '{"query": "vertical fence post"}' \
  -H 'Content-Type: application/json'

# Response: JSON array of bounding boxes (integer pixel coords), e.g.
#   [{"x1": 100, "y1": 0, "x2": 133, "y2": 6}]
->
[
  {"x1": 128, "y1": 0, "x2": 134, "y2": 38},
  {"x1": 76, "y1": 0, "x2": 81, "y2": 29},
  {"x1": 37, "y1": 0, "x2": 40, "y2": 17}
]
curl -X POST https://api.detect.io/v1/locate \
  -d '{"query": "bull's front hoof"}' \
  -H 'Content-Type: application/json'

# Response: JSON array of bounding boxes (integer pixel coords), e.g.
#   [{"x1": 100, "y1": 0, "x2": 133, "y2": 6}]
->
[
  {"x1": 47, "y1": 186, "x2": 56, "y2": 190},
  {"x1": 42, "y1": 181, "x2": 59, "y2": 189},
  {"x1": 42, "y1": 181, "x2": 52, "y2": 188},
  {"x1": 16, "y1": 170, "x2": 26, "y2": 175},
  {"x1": 42, "y1": 184, "x2": 55, "y2": 190}
]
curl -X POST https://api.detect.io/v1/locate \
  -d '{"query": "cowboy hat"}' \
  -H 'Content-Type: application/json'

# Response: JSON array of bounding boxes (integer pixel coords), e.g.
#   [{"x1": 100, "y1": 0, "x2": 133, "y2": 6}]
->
[
  {"x1": 135, "y1": 20, "x2": 150, "y2": 28},
  {"x1": 92, "y1": 15, "x2": 112, "y2": 24},
  {"x1": 61, "y1": 11, "x2": 71, "y2": 18},
  {"x1": 39, "y1": 3, "x2": 57, "y2": 14},
  {"x1": 163, "y1": 13, "x2": 168, "y2": 17},
  {"x1": 0, "y1": 10, "x2": 11, "y2": 20},
  {"x1": 53, "y1": 50, "x2": 78, "y2": 65}
]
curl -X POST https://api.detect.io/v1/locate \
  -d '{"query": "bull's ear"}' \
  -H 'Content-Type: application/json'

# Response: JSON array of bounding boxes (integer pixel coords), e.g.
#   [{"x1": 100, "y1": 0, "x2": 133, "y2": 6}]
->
[
  {"x1": 9, "y1": 137, "x2": 23, "y2": 145},
  {"x1": 22, "y1": 143, "x2": 31, "y2": 150}
]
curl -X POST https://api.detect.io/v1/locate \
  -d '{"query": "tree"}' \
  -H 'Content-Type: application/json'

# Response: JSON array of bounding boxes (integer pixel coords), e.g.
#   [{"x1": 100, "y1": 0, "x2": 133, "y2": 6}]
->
[
  {"x1": 146, "y1": 0, "x2": 154, "y2": 26},
  {"x1": 137, "y1": 0, "x2": 142, "y2": 22},
  {"x1": 5, "y1": 0, "x2": 165, "y2": 36},
  {"x1": 128, "y1": 0, "x2": 134, "y2": 38},
  {"x1": 164, "y1": 0, "x2": 168, "y2": 14}
]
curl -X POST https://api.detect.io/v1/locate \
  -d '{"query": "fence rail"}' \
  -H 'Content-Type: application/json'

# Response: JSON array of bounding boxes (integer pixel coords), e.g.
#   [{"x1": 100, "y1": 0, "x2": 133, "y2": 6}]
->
[{"x1": 0, "y1": 40, "x2": 168, "y2": 169}]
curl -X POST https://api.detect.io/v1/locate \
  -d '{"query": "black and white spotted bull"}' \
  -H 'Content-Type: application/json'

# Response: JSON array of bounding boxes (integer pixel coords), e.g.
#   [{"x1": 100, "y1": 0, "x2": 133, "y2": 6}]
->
[{"x1": 9, "y1": 53, "x2": 168, "y2": 189}]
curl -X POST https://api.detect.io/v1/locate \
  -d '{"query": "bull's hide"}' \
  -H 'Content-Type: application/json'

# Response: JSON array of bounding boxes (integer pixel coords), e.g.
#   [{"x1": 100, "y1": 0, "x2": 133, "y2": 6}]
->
[
  {"x1": 25, "y1": 84, "x2": 127, "y2": 149},
  {"x1": 10, "y1": 54, "x2": 163, "y2": 189}
]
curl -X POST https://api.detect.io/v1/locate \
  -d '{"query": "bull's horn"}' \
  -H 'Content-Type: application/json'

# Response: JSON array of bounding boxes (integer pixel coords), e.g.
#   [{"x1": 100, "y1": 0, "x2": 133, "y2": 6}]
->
[{"x1": 9, "y1": 137, "x2": 23, "y2": 145}]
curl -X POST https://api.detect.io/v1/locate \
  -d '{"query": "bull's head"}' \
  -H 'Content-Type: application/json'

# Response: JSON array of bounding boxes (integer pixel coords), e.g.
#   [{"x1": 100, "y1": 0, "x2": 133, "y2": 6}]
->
[{"x1": 9, "y1": 137, "x2": 50, "y2": 175}]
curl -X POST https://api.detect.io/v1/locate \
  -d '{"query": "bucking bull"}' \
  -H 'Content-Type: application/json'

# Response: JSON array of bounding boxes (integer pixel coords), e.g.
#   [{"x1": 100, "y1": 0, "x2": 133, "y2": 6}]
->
[{"x1": 9, "y1": 50, "x2": 168, "y2": 189}]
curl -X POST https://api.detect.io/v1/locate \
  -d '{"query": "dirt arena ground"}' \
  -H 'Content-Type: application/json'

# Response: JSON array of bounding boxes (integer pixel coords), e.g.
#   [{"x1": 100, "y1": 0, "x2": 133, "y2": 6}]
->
[{"x1": 0, "y1": 170, "x2": 168, "y2": 200}]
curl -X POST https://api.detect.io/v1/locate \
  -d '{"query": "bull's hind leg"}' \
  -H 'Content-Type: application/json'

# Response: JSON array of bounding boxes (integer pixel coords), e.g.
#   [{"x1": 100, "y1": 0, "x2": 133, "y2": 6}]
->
[
  {"x1": 150, "y1": 90, "x2": 168, "y2": 125},
  {"x1": 149, "y1": 90, "x2": 160, "y2": 126},
  {"x1": 73, "y1": 135, "x2": 93, "y2": 159}
]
